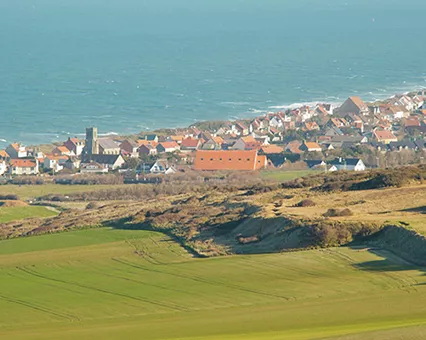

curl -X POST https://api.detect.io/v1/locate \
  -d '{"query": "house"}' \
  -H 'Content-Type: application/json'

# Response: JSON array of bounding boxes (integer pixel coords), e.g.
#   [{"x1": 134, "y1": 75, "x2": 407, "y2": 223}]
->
[
  {"x1": 80, "y1": 162, "x2": 109, "y2": 174},
  {"x1": 43, "y1": 155, "x2": 68, "y2": 172},
  {"x1": 82, "y1": 154, "x2": 125, "y2": 170},
  {"x1": 119, "y1": 140, "x2": 140, "y2": 157},
  {"x1": 181, "y1": 137, "x2": 202, "y2": 151},
  {"x1": 64, "y1": 137, "x2": 85, "y2": 156},
  {"x1": 0, "y1": 161, "x2": 6, "y2": 175},
  {"x1": 300, "y1": 142, "x2": 322, "y2": 152},
  {"x1": 6, "y1": 143, "x2": 27, "y2": 159},
  {"x1": 325, "y1": 126, "x2": 344, "y2": 137},
  {"x1": 150, "y1": 160, "x2": 176, "y2": 174},
  {"x1": 167, "y1": 135, "x2": 185, "y2": 144},
  {"x1": 193, "y1": 150, "x2": 267, "y2": 171},
  {"x1": 52, "y1": 145, "x2": 75, "y2": 156},
  {"x1": 138, "y1": 144, "x2": 158, "y2": 156},
  {"x1": 233, "y1": 136, "x2": 262, "y2": 150},
  {"x1": 259, "y1": 145, "x2": 284, "y2": 155},
  {"x1": 328, "y1": 158, "x2": 366, "y2": 172},
  {"x1": 0, "y1": 150, "x2": 9, "y2": 161},
  {"x1": 388, "y1": 140, "x2": 417, "y2": 151},
  {"x1": 285, "y1": 140, "x2": 303, "y2": 154},
  {"x1": 233, "y1": 122, "x2": 249, "y2": 136},
  {"x1": 98, "y1": 138, "x2": 120, "y2": 155},
  {"x1": 305, "y1": 159, "x2": 327, "y2": 170},
  {"x1": 329, "y1": 135, "x2": 368, "y2": 148},
  {"x1": 9, "y1": 159, "x2": 39, "y2": 175},
  {"x1": 373, "y1": 130, "x2": 398, "y2": 144},
  {"x1": 156, "y1": 141, "x2": 180, "y2": 153},
  {"x1": 338, "y1": 96, "x2": 369, "y2": 116},
  {"x1": 144, "y1": 134, "x2": 159, "y2": 143},
  {"x1": 202, "y1": 137, "x2": 224, "y2": 150},
  {"x1": 64, "y1": 157, "x2": 81, "y2": 170},
  {"x1": 303, "y1": 122, "x2": 320, "y2": 132}
]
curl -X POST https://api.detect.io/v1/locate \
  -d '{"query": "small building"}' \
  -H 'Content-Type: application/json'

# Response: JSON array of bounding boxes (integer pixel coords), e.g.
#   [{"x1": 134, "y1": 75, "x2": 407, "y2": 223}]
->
[
  {"x1": 181, "y1": 137, "x2": 203, "y2": 151},
  {"x1": 6, "y1": 143, "x2": 27, "y2": 159},
  {"x1": 9, "y1": 159, "x2": 39, "y2": 175},
  {"x1": 193, "y1": 150, "x2": 267, "y2": 171},
  {"x1": 233, "y1": 136, "x2": 262, "y2": 151},
  {"x1": 64, "y1": 157, "x2": 81, "y2": 171},
  {"x1": 0, "y1": 150, "x2": 9, "y2": 161},
  {"x1": 328, "y1": 158, "x2": 366, "y2": 172},
  {"x1": 64, "y1": 137, "x2": 85, "y2": 156},
  {"x1": 0, "y1": 160, "x2": 6, "y2": 175},
  {"x1": 373, "y1": 130, "x2": 398, "y2": 144},
  {"x1": 156, "y1": 141, "x2": 180, "y2": 153},
  {"x1": 80, "y1": 162, "x2": 109, "y2": 174},
  {"x1": 338, "y1": 96, "x2": 369, "y2": 116},
  {"x1": 138, "y1": 144, "x2": 158, "y2": 156},
  {"x1": 119, "y1": 140, "x2": 139, "y2": 158},
  {"x1": 259, "y1": 145, "x2": 284, "y2": 155},
  {"x1": 300, "y1": 142, "x2": 322, "y2": 153},
  {"x1": 52, "y1": 145, "x2": 75, "y2": 156},
  {"x1": 82, "y1": 154, "x2": 125, "y2": 170},
  {"x1": 150, "y1": 160, "x2": 176, "y2": 174},
  {"x1": 43, "y1": 155, "x2": 68, "y2": 172}
]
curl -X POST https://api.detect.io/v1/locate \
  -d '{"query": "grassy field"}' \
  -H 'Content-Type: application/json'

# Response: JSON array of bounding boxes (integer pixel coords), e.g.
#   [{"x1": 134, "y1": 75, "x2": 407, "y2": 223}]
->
[
  {"x1": 0, "y1": 206, "x2": 57, "y2": 223},
  {"x1": 1, "y1": 228, "x2": 426, "y2": 339},
  {"x1": 261, "y1": 169, "x2": 316, "y2": 182},
  {"x1": 0, "y1": 184, "x2": 126, "y2": 200}
]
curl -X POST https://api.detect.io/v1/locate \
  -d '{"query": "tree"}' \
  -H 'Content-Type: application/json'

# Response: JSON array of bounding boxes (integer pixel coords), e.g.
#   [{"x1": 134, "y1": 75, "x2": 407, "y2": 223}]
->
[{"x1": 125, "y1": 157, "x2": 140, "y2": 170}]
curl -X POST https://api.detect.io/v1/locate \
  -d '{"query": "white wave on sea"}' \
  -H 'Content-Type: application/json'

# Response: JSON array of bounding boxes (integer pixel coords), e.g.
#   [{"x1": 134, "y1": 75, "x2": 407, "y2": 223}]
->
[{"x1": 268, "y1": 100, "x2": 342, "y2": 111}]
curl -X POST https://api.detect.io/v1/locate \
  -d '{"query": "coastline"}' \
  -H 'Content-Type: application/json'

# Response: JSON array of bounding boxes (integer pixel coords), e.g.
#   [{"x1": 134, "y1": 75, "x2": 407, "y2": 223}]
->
[{"x1": 1, "y1": 86, "x2": 425, "y2": 148}]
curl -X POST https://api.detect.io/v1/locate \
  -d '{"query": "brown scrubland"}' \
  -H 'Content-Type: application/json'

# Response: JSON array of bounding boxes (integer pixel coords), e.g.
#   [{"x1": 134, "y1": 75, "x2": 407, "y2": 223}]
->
[{"x1": 2, "y1": 165, "x2": 426, "y2": 264}]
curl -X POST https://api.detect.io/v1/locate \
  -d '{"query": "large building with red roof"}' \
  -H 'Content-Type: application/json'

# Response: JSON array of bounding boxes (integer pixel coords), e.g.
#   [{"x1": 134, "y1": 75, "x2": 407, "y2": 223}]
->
[{"x1": 193, "y1": 150, "x2": 267, "y2": 171}]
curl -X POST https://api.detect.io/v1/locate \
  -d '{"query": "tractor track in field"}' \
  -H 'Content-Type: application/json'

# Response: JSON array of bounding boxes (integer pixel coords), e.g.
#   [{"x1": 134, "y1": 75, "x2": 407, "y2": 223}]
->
[
  {"x1": 0, "y1": 294, "x2": 79, "y2": 321},
  {"x1": 113, "y1": 258, "x2": 292, "y2": 301},
  {"x1": 16, "y1": 266, "x2": 188, "y2": 312}
]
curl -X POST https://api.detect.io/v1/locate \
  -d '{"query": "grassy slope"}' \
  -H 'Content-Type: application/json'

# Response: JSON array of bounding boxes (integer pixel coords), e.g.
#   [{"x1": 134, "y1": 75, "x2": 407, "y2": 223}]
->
[
  {"x1": 1, "y1": 228, "x2": 426, "y2": 339},
  {"x1": 0, "y1": 206, "x2": 57, "y2": 223},
  {"x1": 261, "y1": 169, "x2": 315, "y2": 182},
  {"x1": 0, "y1": 184, "x2": 126, "y2": 200}
]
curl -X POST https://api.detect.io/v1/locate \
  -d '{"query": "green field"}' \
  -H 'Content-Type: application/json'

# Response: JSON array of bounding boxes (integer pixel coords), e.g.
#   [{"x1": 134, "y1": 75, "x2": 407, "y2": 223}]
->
[
  {"x1": 0, "y1": 184, "x2": 125, "y2": 200},
  {"x1": 261, "y1": 170, "x2": 316, "y2": 182},
  {"x1": 0, "y1": 206, "x2": 58, "y2": 223},
  {"x1": 1, "y1": 228, "x2": 426, "y2": 340}
]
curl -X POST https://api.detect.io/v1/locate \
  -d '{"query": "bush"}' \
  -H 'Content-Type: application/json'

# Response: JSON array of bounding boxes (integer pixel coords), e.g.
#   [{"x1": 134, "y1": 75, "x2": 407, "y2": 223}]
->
[
  {"x1": 295, "y1": 199, "x2": 316, "y2": 207},
  {"x1": 0, "y1": 194, "x2": 19, "y2": 201},
  {"x1": 323, "y1": 208, "x2": 353, "y2": 217}
]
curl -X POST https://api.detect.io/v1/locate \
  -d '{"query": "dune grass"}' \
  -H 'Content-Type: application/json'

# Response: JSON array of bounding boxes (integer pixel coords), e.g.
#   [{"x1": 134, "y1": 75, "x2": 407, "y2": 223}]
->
[
  {"x1": 1, "y1": 228, "x2": 426, "y2": 339},
  {"x1": 0, "y1": 206, "x2": 57, "y2": 223}
]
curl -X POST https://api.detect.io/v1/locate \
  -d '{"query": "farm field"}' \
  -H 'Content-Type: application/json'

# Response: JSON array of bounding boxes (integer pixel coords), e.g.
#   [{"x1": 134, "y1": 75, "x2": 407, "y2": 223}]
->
[
  {"x1": 0, "y1": 206, "x2": 57, "y2": 223},
  {"x1": 1, "y1": 228, "x2": 426, "y2": 339}
]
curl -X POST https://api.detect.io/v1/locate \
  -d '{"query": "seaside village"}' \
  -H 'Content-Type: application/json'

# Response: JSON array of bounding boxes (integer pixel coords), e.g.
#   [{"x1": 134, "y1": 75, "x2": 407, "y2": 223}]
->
[{"x1": 1, "y1": 91, "x2": 426, "y2": 178}]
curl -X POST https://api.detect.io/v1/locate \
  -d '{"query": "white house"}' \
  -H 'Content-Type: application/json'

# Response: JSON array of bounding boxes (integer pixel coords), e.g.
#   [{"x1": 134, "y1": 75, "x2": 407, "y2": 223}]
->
[
  {"x1": 80, "y1": 162, "x2": 109, "y2": 174},
  {"x1": 150, "y1": 160, "x2": 176, "y2": 174},
  {"x1": 328, "y1": 158, "x2": 366, "y2": 172},
  {"x1": 0, "y1": 161, "x2": 6, "y2": 175},
  {"x1": 9, "y1": 159, "x2": 39, "y2": 175},
  {"x1": 6, "y1": 143, "x2": 27, "y2": 159}
]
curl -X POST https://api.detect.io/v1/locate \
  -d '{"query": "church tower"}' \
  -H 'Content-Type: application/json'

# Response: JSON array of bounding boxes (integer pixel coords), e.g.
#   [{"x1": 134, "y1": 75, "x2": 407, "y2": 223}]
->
[{"x1": 85, "y1": 127, "x2": 99, "y2": 155}]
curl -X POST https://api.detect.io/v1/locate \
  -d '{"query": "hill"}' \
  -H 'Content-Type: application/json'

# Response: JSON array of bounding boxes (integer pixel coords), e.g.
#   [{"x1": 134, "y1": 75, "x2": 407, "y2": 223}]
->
[{"x1": 1, "y1": 228, "x2": 426, "y2": 339}]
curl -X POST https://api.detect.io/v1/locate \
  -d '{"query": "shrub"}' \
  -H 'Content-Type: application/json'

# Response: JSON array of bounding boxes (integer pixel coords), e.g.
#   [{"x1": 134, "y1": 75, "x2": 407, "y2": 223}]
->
[
  {"x1": 323, "y1": 208, "x2": 353, "y2": 217},
  {"x1": 0, "y1": 194, "x2": 19, "y2": 201},
  {"x1": 295, "y1": 199, "x2": 316, "y2": 207}
]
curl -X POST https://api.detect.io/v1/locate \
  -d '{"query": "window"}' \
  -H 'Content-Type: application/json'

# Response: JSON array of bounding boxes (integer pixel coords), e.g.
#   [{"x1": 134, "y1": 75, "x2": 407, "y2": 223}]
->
[
  {"x1": 229, "y1": 158, "x2": 232, "y2": 161},
  {"x1": 247, "y1": 158, "x2": 251, "y2": 161},
  {"x1": 200, "y1": 158, "x2": 204, "y2": 161},
  {"x1": 210, "y1": 158, "x2": 214, "y2": 161}
]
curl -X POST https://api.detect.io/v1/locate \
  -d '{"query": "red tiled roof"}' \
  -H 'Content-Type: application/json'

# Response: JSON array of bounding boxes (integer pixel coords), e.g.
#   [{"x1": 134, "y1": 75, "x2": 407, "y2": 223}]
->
[
  {"x1": 193, "y1": 150, "x2": 266, "y2": 171},
  {"x1": 304, "y1": 142, "x2": 321, "y2": 150},
  {"x1": 0, "y1": 150, "x2": 9, "y2": 158},
  {"x1": 374, "y1": 130, "x2": 397, "y2": 141},
  {"x1": 10, "y1": 159, "x2": 37, "y2": 168},
  {"x1": 181, "y1": 137, "x2": 200, "y2": 148},
  {"x1": 159, "y1": 141, "x2": 179, "y2": 149},
  {"x1": 260, "y1": 145, "x2": 284, "y2": 154}
]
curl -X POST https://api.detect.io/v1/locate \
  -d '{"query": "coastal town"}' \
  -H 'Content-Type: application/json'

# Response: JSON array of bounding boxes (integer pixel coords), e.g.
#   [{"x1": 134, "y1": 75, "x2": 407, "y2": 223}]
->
[{"x1": 1, "y1": 90, "x2": 426, "y2": 178}]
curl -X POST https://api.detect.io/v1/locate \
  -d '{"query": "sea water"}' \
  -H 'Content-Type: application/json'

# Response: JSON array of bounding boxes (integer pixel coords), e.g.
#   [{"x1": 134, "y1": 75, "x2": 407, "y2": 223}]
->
[{"x1": 0, "y1": 0, "x2": 425, "y2": 145}]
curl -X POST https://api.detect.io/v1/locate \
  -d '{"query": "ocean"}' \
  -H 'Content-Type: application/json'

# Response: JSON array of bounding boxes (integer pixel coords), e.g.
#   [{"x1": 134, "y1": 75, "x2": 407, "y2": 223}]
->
[{"x1": 0, "y1": 0, "x2": 425, "y2": 145}]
